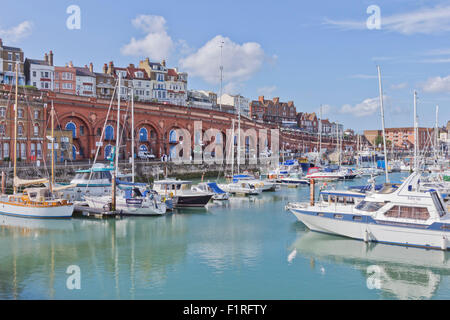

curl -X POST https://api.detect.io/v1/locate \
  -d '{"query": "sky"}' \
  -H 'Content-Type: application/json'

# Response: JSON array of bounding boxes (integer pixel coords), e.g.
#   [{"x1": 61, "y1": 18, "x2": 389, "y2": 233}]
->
[{"x1": 1, "y1": 0, "x2": 450, "y2": 132}]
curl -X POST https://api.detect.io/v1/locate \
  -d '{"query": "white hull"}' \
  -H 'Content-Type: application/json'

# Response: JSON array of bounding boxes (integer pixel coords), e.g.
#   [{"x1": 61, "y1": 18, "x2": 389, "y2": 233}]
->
[
  {"x1": 0, "y1": 201, "x2": 74, "y2": 218},
  {"x1": 85, "y1": 196, "x2": 166, "y2": 216},
  {"x1": 290, "y1": 209, "x2": 449, "y2": 250}
]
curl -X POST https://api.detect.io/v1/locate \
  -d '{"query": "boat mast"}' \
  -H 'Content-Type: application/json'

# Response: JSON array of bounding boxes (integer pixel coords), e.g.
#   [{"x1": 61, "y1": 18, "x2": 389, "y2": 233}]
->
[
  {"x1": 115, "y1": 72, "x2": 122, "y2": 178},
  {"x1": 51, "y1": 101, "x2": 55, "y2": 191},
  {"x1": 131, "y1": 86, "x2": 135, "y2": 183},
  {"x1": 319, "y1": 105, "x2": 322, "y2": 161},
  {"x1": 435, "y1": 105, "x2": 439, "y2": 159},
  {"x1": 237, "y1": 94, "x2": 241, "y2": 175},
  {"x1": 231, "y1": 118, "x2": 235, "y2": 178},
  {"x1": 413, "y1": 90, "x2": 418, "y2": 171},
  {"x1": 377, "y1": 66, "x2": 389, "y2": 183},
  {"x1": 13, "y1": 62, "x2": 18, "y2": 194}
]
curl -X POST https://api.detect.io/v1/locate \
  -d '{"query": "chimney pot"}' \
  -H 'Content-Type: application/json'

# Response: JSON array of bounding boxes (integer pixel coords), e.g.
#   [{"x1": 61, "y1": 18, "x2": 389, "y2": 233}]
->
[
  {"x1": 89, "y1": 62, "x2": 93, "y2": 73},
  {"x1": 44, "y1": 53, "x2": 48, "y2": 63},
  {"x1": 49, "y1": 51, "x2": 54, "y2": 66}
]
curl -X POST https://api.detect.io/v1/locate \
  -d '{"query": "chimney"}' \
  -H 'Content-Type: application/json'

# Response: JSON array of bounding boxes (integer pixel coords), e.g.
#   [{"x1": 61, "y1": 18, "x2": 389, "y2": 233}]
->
[
  {"x1": 162, "y1": 60, "x2": 166, "y2": 67},
  {"x1": 49, "y1": 51, "x2": 54, "y2": 66},
  {"x1": 0, "y1": 38, "x2": 2, "y2": 47},
  {"x1": 103, "y1": 63, "x2": 107, "y2": 74},
  {"x1": 258, "y1": 96, "x2": 264, "y2": 102},
  {"x1": 89, "y1": 62, "x2": 93, "y2": 73},
  {"x1": 44, "y1": 53, "x2": 48, "y2": 63},
  {"x1": 69, "y1": 61, "x2": 73, "y2": 68},
  {"x1": 129, "y1": 63, "x2": 135, "y2": 69},
  {"x1": 108, "y1": 61, "x2": 114, "y2": 74}
]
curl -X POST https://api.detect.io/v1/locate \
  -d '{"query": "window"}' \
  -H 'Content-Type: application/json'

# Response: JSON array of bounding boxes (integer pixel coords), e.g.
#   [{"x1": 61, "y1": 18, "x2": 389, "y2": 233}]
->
[
  {"x1": 15, "y1": 53, "x2": 20, "y2": 61},
  {"x1": 7, "y1": 52, "x2": 12, "y2": 61},
  {"x1": 384, "y1": 206, "x2": 430, "y2": 221},
  {"x1": 80, "y1": 126, "x2": 84, "y2": 136},
  {"x1": 33, "y1": 124, "x2": 39, "y2": 136},
  {"x1": 3, "y1": 143, "x2": 9, "y2": 159},
  {"x1": 355, "y1": 201, "x2": 385, "y2": 212},
  {"x1": 32, "y1": 71, "x2": 36, "y2": 77},
  {"x1": 8, "y1": 64, "x2": 12, "y2": 72},
  {"x1": 139, "y1": 128, "x2": 148, "y2": 142},
  {"x1": 0, "y1": 124, "x2": 5, "y2": 135},
  {"x1": 105, "y1": 125, "x2": 114, "y2": 140},
  {"x1": 18, "y1": 124, "x2": 23, "y2": 136},
  {"x1": 0, "y1": 107, "x2": 6, "y2": 118},
  {"x1": 65, "y1": 122, "x2": 76, "y2": 138},
  {"x1": 34, "y1": 110, "x2": 40, "y2": 119},
  {"x1": 37, "y1": 143, "x2": 42, "y2": 159}
]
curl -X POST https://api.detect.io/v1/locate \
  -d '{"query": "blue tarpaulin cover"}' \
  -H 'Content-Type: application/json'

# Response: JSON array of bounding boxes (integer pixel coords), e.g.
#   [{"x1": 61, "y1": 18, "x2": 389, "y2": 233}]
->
[{"x1": 207, "y1": 182, "x2": 226, "y2": 194}]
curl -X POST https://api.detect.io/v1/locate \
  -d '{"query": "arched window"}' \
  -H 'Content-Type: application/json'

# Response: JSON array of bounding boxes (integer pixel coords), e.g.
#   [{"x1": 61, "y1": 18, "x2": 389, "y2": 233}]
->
[
  {"x1": 96, "y1": 128, "x2": 102, "y2": 136},
  {"x1": 169, "y1": 129, "x2": 177, "y2": 143},
  {"x1": 139, "y1": 128, "x2": 148, "y2": 142},
  {"x1": 20, "y1": 142, "x2": 26, "y2": 159},
  {"x1": 105, "y1": 125, "x2": 114, "y2": 140},
  {"x1": 37, "y1": 143, "x2": 42, "y2": 159},
  {"x1": 34, "y1": 124, "x2": 39, "y2": 136},
  {"x1": 66, "y1": 122, "x2": 76, "y2": 138},
  {"x1": 150, "y1": 130, "x2": 156, "y2": 139},
  {"x1": 104, "y1": 145, "x2": 112, "y2": 160},
  {"x1": 0, "y1": 124, "x2": 5, "y2": 136},
  {"x1": 72, "y1": 145, "x2": 77, "y2": 161}
]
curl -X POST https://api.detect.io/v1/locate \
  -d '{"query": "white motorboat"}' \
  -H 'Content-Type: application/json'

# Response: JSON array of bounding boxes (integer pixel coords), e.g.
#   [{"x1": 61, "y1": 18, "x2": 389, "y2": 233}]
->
[
  {"x1": 232, "y1": 174, "x2": 277, "y2": 192},
  {"x1": 84, "y1": 182, "x2": 166, "y2": 216},
  {"x1": 286, "y1": 172, "x2": 450, "y2": 250},
  {"x1": 153, "y1": 179, "x2": 213, "y2": 207},
  {"x1": 280, "y1": 173, "x2": 310, "y2": 186},
  {"x1": 219, "y1": 181, "x2": 262, "y2": 196},
  {"x1": 304, "y1": 167, "x2": 343, "y2": 181},
  {"x1": 191, "y1": 182, "x2": 229, "y2": 200}
]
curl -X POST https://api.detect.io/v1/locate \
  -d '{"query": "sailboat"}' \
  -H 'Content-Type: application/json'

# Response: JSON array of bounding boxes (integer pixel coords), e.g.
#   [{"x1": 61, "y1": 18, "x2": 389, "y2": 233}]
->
[
  {"x1": 0, "y1": 63, "x2": 74, "y2": 218},
  {"x1": 84, "y1": 77, "x2": 166, "y2": 215}
]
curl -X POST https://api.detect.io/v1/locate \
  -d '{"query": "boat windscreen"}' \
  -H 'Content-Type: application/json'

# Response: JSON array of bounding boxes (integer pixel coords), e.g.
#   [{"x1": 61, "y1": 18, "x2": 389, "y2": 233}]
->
[{"x1": 207, "y1": 182, "x2": 226, "y2": 194}]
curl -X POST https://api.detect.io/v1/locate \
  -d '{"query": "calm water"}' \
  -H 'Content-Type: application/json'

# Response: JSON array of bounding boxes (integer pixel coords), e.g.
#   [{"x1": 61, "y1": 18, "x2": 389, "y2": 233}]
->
[{"x1": 0, "y1": 172, "x2": 449, "y2": 300}]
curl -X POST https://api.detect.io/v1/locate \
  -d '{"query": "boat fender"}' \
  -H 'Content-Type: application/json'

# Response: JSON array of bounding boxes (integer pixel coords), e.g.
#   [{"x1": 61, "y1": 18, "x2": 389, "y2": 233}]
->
[
  {"x1": 441, "y1": 236, "x2": 447, "y2": 251},
  {"x1": 363, "y1": 230, "x2": 369, "y2": 243}
]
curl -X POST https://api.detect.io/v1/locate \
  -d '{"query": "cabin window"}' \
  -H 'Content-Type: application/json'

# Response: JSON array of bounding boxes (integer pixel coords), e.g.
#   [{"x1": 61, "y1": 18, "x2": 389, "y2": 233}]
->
[
  {"x1": 355, "y1": 201, "x2": 385, "y2": 212},
  {"x1": 334, "y1": 214, "x2": 343, "y2": 219},
  {"x1": 353, "y1": 216, "x2": 363, "y2": 221},
  {"x1": 384, "y1": 206, "x2": 430, "y2": 221}
]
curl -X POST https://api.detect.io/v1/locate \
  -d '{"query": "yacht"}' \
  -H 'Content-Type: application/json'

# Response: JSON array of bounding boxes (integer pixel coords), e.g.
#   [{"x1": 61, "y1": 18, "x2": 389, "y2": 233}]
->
[
  {"x1": 60, "y1": 163, "x2": 133, "y2": 202},
  {"x1": 191, "y1": 182, "x2": 229, "y2": 200},
  {"x1": 286, "y1": 172, "x2": 450, "y2": 250},
  {"x1": 232, "y1": 174, "x2": 277, "y2": 192},
  {"x1": 280, "y1": 173, "x2": 310, "y2": 186},
  {"x1": 304, "y1": 167, "x2": 343, "y2": 181},
  {"x1": 219, "y1": 181, "x2": 262, "y2": 196},
  {"x1": 153, "y1": 179, "x2": 213, "y2": 208},
  {"x1": 84, "y1": 182, "x2": 166, "y2": 216}
]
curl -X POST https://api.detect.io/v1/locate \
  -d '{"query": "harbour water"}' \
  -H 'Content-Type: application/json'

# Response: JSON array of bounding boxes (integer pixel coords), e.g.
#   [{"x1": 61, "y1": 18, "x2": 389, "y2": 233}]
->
[{"x1": 0, "y1": 172, "x2": 449, "y2": 300}]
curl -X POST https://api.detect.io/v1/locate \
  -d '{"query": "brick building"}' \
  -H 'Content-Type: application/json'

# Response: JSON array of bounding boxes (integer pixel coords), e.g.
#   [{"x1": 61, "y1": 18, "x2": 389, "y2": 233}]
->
[{"x1": 249, "y1": 96, "x2": 296, "y2": 125}]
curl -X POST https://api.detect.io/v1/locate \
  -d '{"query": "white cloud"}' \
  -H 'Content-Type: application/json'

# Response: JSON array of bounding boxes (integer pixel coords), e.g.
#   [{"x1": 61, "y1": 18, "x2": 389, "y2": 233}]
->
[
  {"x1": 340, "y1": 97, "x2": 383, "y2": 117},
  {"x1": 421, "y1": 75, "x2": 450, "y2": 93},
  {"x1": 121, "y1": 15, "x2": 174, "y2": 61},
  {"x1": 257, "y1": 86, "x2": 277, "y2": 96},
  {"x1": 349, "y1": 74, "x2": 378, "y2": 79},
  {"x1": 390, "y1": 82, "x2": 408, "y2": 90},
  {"x1": 179, "y1": 35, "x2": 266, "y2": 85},
  {"x1": 324, "y1": 5, "x2": 450, "y2": 35},
  {"x1": 0, "y1": 21, "x2": 33, "y2": 43}
]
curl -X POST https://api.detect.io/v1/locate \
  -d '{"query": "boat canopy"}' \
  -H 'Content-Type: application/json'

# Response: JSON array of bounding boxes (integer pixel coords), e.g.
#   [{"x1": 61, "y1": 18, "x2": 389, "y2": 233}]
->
[
  {"x1": 116, "y1": 179, "x2": 147, "y2": 187},
  {"x1": 207, "y1": 182, "x2": 226, "y2": 194},
  {"x1": 14, "y1": 176, "x2": 49, "y2": 187}
]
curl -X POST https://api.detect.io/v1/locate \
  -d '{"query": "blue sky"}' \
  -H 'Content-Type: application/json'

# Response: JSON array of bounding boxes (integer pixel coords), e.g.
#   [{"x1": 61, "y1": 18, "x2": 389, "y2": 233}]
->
[{"x1": 1, "y1": 0, "x2": 450, "y2": 132}]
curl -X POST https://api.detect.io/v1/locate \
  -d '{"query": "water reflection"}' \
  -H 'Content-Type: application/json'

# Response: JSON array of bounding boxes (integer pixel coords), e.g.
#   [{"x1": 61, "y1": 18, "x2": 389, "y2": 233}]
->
[
  {"x1": 0, "y1": 215, "x2": 188, "y2": 299},
  {"x1": 290, "y1": 230, "x2": 450, "y2": 299}
]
